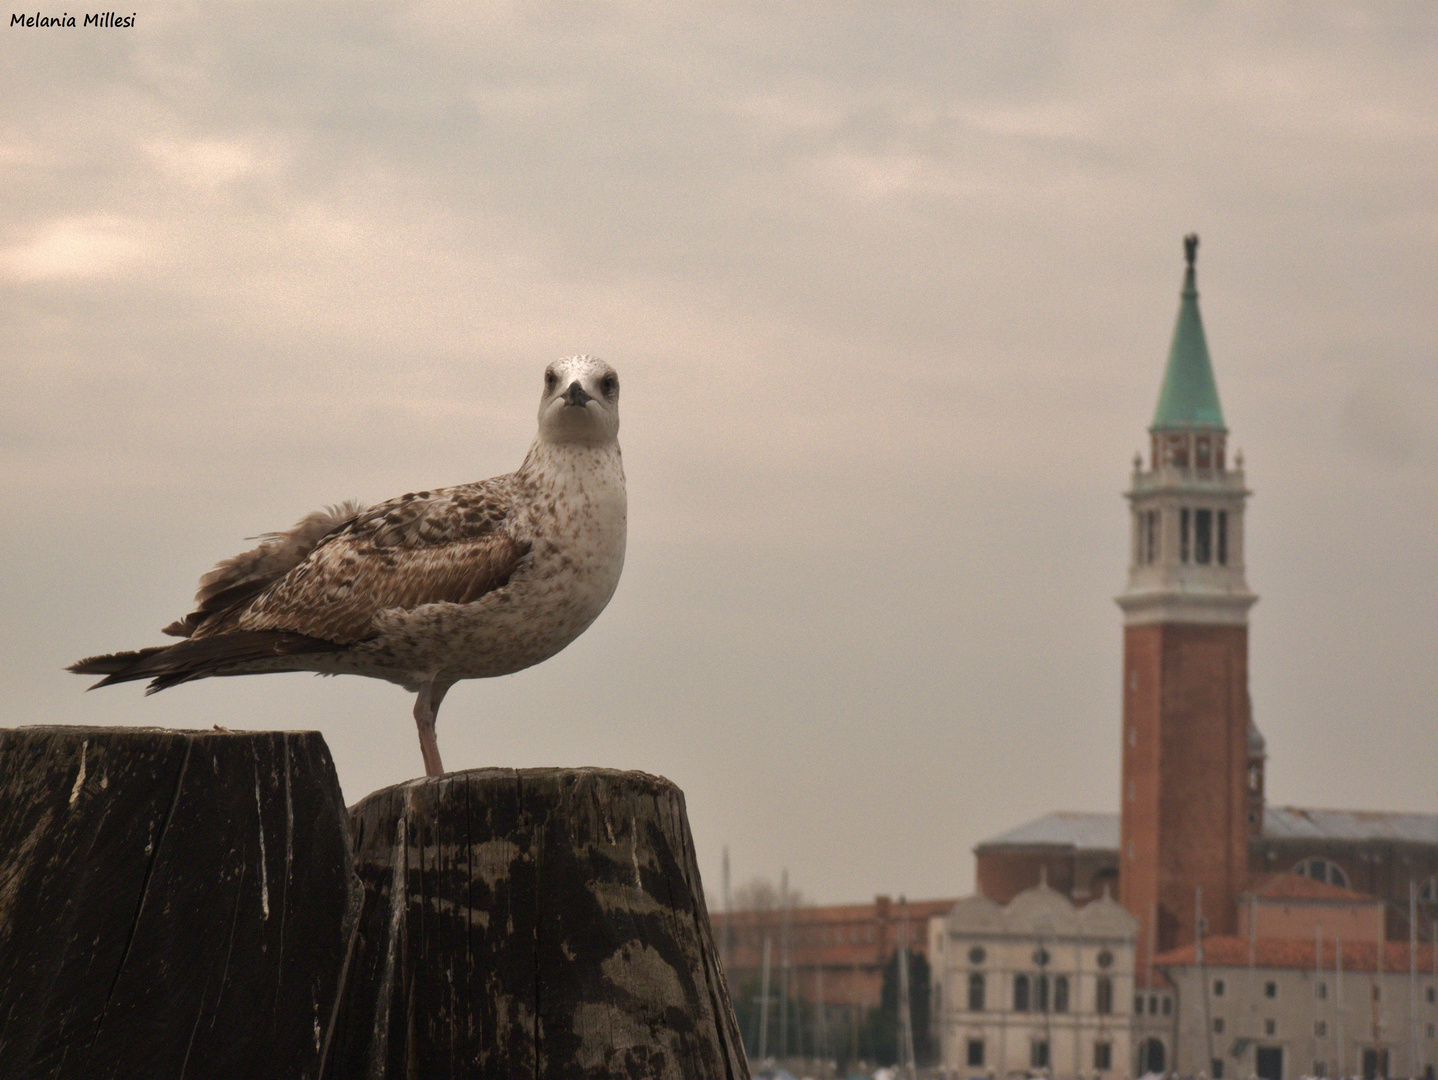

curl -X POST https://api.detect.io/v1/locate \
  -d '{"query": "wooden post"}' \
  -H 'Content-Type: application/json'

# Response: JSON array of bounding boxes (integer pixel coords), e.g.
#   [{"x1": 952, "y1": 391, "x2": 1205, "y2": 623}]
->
[
  {"x1": 0, "y1": 726, "x2": 357, "y2": 1080},
  {"x1": 327, "y1": 767, "x2": 748, "y2": 1079}
]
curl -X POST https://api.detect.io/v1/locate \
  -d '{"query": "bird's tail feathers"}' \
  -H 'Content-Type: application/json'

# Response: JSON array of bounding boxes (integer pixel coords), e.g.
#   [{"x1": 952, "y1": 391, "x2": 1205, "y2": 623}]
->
[
  {"x1": 69, "y1": 647, "x2": 169, "y2": 683},
  {"x1": 68, "y1": 632, "x2": 344, "y2": 693}
]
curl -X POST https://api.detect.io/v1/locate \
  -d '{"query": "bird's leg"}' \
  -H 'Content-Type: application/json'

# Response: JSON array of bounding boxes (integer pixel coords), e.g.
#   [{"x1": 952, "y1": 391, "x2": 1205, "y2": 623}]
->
[{"x1": 413, "y1": 676, "x2": 454, "y2": 778}]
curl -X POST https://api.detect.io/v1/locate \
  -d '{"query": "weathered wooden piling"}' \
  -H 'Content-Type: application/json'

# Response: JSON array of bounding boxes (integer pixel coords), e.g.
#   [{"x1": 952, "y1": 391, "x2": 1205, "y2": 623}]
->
[
  {"x1": 327, "y1": 767, "x2": 748, "y2": 1079},
  {"x1": 0, "y1": 731, "x2": 745, "y2": 1079},
  {"x1": 0, "y1": 726, "x2": 357, "y2": 1080}
]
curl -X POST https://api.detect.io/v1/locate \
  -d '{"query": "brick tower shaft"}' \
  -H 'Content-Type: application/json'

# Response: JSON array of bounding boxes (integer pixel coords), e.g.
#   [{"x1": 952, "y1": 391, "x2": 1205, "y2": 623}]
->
[{"x1": 1122, "y1": 624, "x2": 1252, "y2": 959}]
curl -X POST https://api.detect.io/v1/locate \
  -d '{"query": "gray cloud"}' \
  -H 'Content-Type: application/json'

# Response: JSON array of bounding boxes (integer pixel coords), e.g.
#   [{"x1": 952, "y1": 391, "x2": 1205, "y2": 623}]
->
[
  {"x1": 2, "y1": 3, "x2": 1436, "y2": 902},
  {"x1": 1341, "y1": 366, "x2": 1430, "y2": 466}
]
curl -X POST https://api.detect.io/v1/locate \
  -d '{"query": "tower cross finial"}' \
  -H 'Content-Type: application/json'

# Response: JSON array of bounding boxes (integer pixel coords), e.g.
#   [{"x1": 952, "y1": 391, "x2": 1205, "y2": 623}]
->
[{"x1": 1184, "y1": 233, "x2": 1199, "y2": 268}]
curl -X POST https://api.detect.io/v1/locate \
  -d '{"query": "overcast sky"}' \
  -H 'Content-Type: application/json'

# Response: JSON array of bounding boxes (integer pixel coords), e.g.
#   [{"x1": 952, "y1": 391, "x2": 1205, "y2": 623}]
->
[{"x1": 3, "y1": 3, "x2": 1435, "y2": 905}]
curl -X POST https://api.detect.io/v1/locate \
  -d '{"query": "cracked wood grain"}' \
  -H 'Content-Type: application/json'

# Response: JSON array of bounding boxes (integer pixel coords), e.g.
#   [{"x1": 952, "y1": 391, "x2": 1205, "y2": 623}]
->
[{"x1": 0, "y1": 726, "x2": 357, "y2": 1080}]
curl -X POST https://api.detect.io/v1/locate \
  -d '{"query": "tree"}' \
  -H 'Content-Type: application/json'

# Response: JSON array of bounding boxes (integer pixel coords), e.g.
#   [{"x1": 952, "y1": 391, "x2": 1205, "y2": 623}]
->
[{"x1": 862, "y1": 947, "x2": 935, "y2": 1067}]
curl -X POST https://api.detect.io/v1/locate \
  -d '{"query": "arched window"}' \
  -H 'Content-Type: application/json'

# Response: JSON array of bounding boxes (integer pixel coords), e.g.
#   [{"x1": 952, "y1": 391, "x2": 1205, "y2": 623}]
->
[
  {"x1": 1054, "y1": 975, "x2": 1070, "y2": 1013},
  {"x1": 1295, "y1": 857, "x2": 1349, "y2": 888},
  {"x1": 1096, "y1": 976, "x2": 1113, "y2": 1015},
  {"x1": 968, "y1": 972, "x2": 986, "y2": 1012},
  {"x1": 1035, "y1": 974, "x2": 1050, "y2": 1013},
  {"x1": 1014, "y1": 973, "x2": 1030, "y2": 1013}
]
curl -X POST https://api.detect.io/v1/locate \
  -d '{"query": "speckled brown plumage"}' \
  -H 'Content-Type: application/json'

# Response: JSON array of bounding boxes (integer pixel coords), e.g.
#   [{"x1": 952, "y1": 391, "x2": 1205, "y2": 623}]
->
[{"x1": 192, "y1": 483, "x2": 534, "y2": 645}]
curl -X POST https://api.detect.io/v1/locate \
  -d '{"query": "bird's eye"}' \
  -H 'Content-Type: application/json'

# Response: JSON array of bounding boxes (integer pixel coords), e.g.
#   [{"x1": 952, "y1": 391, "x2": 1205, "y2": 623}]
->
[
  {"x1": 544, "y1": 370, "x2": 557, "y2": 393},
  {"x1": 600, "y1": 374, "x2": 618, "y2": 398}
]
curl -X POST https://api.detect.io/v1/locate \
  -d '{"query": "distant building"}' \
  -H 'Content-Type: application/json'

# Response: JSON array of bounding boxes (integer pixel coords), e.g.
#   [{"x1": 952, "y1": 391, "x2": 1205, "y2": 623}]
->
[
  {"x1": 1239, "y1": 873, "x2": 1387, "y2": 945},
  {"x1": 1252, "y1": 811, "x2": 1438, "y2": 943},
  {"x1": 967, "y1": 237, "x2": 1438, "y2": 1078},
  {"x1": 718, "y1": 240, "x2": 1438, "y2": 1076},
  {"x1": 978, "y1": 811, "x2": 1438, "y2": 953},
  {"x1": 929, "y1": 883, "x2": 1138, "y2": 1078},
  {"x1": 1155, "y1": 936, "x2": 1438, "y2": 1080},
  {"x1": 975, "y1": 812, "x2": 1120, "y2": 905},
  {"x1": 715, "y1": 894, "x2": 956, "y2": 1013}
]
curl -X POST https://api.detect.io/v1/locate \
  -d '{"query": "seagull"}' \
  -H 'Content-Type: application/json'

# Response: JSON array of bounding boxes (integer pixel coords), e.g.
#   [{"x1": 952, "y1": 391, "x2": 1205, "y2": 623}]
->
[{"x1": 70, "y1": 356, "x2": 626, "y2": 777}]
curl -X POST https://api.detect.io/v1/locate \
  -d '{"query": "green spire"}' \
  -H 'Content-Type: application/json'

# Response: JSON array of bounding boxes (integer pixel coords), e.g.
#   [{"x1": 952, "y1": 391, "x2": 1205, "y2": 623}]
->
[{"x1": 1151, "y1": 234, "x2": 1226, "y2": 432}]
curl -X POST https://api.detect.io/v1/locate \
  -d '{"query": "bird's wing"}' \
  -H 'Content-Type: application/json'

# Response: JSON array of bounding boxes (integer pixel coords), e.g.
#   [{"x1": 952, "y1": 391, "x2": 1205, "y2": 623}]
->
[
  {"x1": 163, "y1": 501, "x2": 366, "y2": 638},
  {"x1": 223, "y1": 482, "x2": 532, "y2": 645}
]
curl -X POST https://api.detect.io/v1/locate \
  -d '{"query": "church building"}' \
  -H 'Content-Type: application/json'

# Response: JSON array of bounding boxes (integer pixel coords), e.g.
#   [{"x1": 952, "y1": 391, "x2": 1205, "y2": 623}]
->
[
  {"x1": 965, "y1": 237, "x2": 1438, "y2": 1078},
  {"x1": 720, "y1": 238, "x2": 1438, "y2": 1079}
]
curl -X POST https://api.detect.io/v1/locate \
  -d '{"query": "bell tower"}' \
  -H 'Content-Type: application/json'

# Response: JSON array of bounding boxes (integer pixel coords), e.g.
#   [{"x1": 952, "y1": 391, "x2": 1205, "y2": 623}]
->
[{"x1": 1118, "y1": 235, "x2": 1257, "y2": 972}]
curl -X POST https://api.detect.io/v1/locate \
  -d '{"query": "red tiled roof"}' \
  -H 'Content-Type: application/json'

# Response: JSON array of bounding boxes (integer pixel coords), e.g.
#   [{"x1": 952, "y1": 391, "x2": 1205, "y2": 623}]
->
[
  {"x1": 1246, "y1": 872, "x2": 1378, "y2": 904},
  {"x1": 716, "y1": 897, "x2": 960, "y2": 972},
  {"x1": 718, "y1": 897, "x2": 957, "y2": 927},
  {"x1": 1134, "y1": 968, "x2": 1175, "y2": 990},
  {"x1": 1154, "y1": 936, "x2": 1438, "y2": 974}
]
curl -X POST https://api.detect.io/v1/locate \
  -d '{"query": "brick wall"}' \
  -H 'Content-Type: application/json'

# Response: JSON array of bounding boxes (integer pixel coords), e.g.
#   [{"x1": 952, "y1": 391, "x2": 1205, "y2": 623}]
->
[
  {"x1": 975, "y1": 847, "x2": 1120, "y2": 904},
  {"x1": 714, "y1": 895, "x2": 957, "y2": 1010},
  {"x1": 1249, "y1": 840, "x2": 1438, "y2": 942},
  {"x1": 1121, "y1": 623, "x2": 1251, "y2": 971},
  {"x1": 1239, "y1": 898, "x2": 1385, "y2": 942}
]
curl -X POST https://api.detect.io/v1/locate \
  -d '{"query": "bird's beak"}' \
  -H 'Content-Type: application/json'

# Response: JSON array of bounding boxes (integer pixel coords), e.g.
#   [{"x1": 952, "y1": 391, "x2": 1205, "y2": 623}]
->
[{"x1": 563, "y1": 381, "x2": 593, "y2": 408}]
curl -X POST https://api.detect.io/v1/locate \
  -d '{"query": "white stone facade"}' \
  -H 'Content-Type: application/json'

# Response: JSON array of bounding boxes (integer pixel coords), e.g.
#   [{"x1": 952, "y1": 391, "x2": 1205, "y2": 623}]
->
[
  {"x1": 1162, "y1": 958, "x2": 1438, "y2": 1080},
  {"x1": 930, "y1": 884, "x2": 1140, "y2": 1078}
]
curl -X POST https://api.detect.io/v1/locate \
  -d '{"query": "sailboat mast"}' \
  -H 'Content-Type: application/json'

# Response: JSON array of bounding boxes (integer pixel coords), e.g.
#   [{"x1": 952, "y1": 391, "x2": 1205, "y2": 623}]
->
[
  {"x1": 1198, "y1": 887, "x2": 1214, "y2": 1077},
  {"x1": 779, "y1": 868, "x2": 790, "y2": 1060},
  {"x1": 1410, "y1": 880, "x2": 1419, "y2": 1080},
  {"x1": 758, "y1": 934, "x2": 772, "y2": 1061},
  {"x1": 815, "y1": 960, "x2": 827, "y2": 1063},
  {"x1": 1337, "y1": 937, "x2": 1345, "y2": 1080}
]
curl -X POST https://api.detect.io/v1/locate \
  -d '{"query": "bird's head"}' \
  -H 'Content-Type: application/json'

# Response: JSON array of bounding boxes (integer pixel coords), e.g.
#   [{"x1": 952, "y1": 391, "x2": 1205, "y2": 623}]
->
[{"x1": 536, "y1": 356, "x2": 620, "y2": 446}]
